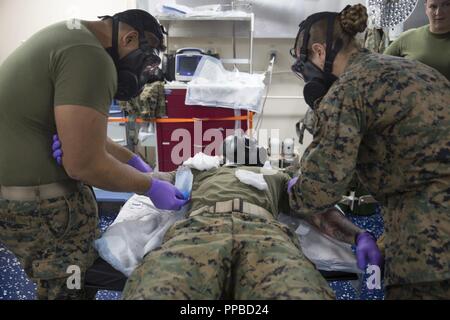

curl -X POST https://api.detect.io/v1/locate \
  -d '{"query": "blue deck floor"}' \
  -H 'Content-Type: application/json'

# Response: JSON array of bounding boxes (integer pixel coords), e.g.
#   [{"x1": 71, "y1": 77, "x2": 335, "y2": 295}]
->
[{"x1": 0, "y1": 207, "x2": 384, "y2": 300}]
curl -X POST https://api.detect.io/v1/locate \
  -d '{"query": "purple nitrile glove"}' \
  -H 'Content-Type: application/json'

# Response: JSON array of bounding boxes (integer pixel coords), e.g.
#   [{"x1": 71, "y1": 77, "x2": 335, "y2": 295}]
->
[
  {"x1": 356, "y1": 231, "x2": 383, "y2": 271},
  {"x1": 52, "y1": 134, "x2": 63, "y2": 166},
  {"x1": 146, "y1": 178, "x2": 189, "y2": 211},
  {"x1": 287, "y1": 177, "x2": 299, "y2": 194},
  {"x1": 127, "y1": 154, "x2": 153, "y2": 173}
]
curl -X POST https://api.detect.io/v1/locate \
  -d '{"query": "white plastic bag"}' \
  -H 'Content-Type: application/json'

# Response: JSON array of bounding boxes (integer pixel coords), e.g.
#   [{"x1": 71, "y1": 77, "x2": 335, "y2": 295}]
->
[
  {"x1": 295, "y1": 220, "x2": 363, "y2": 274},
  {"x1": 175, "y1": 166, "x2": 194, "y2": 200},
  {"x1": 186, "y1": 56, "x2": 266, "y2": 113},
  {"x1": 94, "y1": 167, "x2": 194, "y2": 276}
]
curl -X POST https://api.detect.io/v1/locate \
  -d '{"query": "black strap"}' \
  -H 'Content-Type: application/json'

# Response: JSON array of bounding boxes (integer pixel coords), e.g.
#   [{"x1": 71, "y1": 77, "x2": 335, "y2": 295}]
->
[
  {"x1": 111, "y1": 16, "x2": 120, "y2": 64},
  {"x1": 324, "y1": 15, "x2": 335, "y2": 73},
  {"x1": 299, "y1": 20, "x2": 311, "y2": 62},
  {"x1": 327, "y1": 37, "x2": 343, "y2": 70}
]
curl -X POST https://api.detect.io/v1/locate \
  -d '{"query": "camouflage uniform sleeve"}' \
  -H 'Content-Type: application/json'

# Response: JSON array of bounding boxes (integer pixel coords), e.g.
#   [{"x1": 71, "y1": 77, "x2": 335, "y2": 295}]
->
[{"x1": 289, "y1": 79, "x2": 366, "y2": 217}]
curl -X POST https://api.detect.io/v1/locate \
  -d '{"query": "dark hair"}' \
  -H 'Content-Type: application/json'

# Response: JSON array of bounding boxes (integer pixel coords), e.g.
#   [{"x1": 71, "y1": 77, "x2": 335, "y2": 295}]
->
[
  {"x1": 99, "y1": 9, "x2": 167, "y2": 51},
  {"x1": 296, "y1": 4, "x2": 368, "y2": 57},
  {"x1": 340, "y1": 4, "x2": 368, "y2": 36}
]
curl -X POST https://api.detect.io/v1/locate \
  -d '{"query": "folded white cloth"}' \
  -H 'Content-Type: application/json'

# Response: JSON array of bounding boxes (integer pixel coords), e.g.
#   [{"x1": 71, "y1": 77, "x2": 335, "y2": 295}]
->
[
  {"x1": 183, "y1": 152, "x2": 221, "y2": 171},
  {"x1": 235, "y1": 169, "x2": 268, "y2": 191}
]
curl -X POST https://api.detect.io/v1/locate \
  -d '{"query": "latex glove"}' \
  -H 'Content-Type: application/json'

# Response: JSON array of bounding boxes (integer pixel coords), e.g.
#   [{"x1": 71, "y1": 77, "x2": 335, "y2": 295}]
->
[
  {"x1": 52, "y1": 134, "x2": 63, "y2": 166},
  {"x1": 127, "y1": 154, "x2": 153, "y2": 173},
  {"x1": 146, "y1": 178, "x2": 190, "y2": 211},
  {"x1": 356, "y1": 232, "x2": 383, "y2": 271},
  {"x1": 287, "y1": 177, "x2": 299, "y2": 194}
]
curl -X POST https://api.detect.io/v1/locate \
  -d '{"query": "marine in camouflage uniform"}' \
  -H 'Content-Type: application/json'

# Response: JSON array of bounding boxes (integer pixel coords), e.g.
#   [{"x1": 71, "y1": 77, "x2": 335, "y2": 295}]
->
[
  {"x1": 295, "y1": 108, "x2": 377, "y2": 216},
  {"x1": 0, "y1": 19, "x2": 117, "y2": 300},
  {"x1": 363, "y1": 28, "x2": 387, "y2": 54},
  {"x1": 122, "y1": 166, "x2": 335, "y2": 300},
  {"x1": 119, "y1": 81, "x2": 167, "y2": 120},
  {"x1": 289, "y1": 49, "x2": 450, "y2": 299},
  {"x1": 0, "y1": 185, "x2": 99, "y2": 299}
]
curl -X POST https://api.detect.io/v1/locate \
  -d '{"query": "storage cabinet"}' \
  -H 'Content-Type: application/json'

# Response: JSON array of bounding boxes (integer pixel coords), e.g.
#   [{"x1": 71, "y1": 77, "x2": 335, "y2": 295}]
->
[{"x1": 156, "y1": 88, "x2": 250, "y2": 172}]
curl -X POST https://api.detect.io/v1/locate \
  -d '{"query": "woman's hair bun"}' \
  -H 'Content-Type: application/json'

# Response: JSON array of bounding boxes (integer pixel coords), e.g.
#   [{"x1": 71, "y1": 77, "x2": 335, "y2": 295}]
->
[{"x1": 340, "y1": 4, "x2": 368, "y2": 36}]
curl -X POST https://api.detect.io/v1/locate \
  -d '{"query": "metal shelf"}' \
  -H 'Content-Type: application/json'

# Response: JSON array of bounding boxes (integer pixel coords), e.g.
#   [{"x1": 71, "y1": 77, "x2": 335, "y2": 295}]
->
[
  {"x1": 157, "y1": 14, "x2": 253, "y2": 22},
  {"x1": 157, "y1": 13, "x2": 255, "y2": 73}
]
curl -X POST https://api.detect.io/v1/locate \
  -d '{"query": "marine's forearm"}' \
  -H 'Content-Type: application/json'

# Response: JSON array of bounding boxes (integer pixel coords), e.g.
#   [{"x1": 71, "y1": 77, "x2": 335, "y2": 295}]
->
[
  {"x1": 106, "y1": 137, "x2": 135, "y2": 164},
  {"x1": 66, "y1": 151, "x2": 152, "y2": 194},
  {"x1": 305, "y1": 207, "x2": 364, "y2": 244}
]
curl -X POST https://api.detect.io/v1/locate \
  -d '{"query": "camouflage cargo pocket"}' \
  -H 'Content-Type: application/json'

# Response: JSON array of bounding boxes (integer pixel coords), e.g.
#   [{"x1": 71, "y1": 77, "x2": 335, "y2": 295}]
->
[
  {"x1": 267, "y1": 219, "x2": 303, "y2": 249},
  {"x1": 32, "y1": 257, "x2": 70, "y2": 280},
  {"x1": 40, "y1": 197, "x2": 73, "y2": 240}
]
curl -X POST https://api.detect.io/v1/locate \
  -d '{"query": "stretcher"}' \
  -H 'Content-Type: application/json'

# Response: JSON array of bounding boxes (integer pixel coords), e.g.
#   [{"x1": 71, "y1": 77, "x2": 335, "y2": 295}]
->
[
  {"x1": 85, "y1": 256, "x2": 358, "y2": 292},
  {"x1": 86, "y1": 189, "x2": 359, "y2": 292}
]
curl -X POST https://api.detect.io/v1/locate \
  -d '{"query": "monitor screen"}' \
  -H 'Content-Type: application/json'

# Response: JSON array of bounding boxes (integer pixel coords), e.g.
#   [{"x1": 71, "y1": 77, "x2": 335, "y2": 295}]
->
[{"x1": 177, "y1": 55, "x2": 203, "y2": 76}]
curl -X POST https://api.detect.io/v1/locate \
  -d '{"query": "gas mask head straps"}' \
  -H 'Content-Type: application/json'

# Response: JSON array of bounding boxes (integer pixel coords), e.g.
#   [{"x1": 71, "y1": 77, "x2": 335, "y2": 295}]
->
[
  {"x1": 101, "y1": 13, "x2": 163, "y2": 64},
  {"x1": 295, "y1": 11, "x2": 343, "y2": 77},
  {"x1": 99, "y1": 10, "x2": 166, "y2": 100},
  {"x1": 291, "y1": 8, "x2": 349, "y2": 108},
  {"x1": 110, "y1": 16, "x2": 120, "y2": 63}
]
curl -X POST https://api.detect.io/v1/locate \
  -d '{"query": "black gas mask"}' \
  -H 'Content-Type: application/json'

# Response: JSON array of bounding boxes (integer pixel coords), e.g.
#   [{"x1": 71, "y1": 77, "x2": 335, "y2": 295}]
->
[
  {"x1": 100, "y1": 10, "x2": 166, "y2": 101},
  {"x1": 222, "y1": 135, "x2": 268, "y2": 167},
  {"x1": 291, "y1": 11, "x2": 345, "y2": 109}
]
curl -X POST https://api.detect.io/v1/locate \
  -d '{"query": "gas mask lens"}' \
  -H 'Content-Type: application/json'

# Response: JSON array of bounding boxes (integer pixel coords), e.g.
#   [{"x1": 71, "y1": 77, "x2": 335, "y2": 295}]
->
[
  {"x1": 290, "y1": 27, "x2": 305, "y2": 80},
  {"x1": 291, "y1": 60, "x2": 305, "y2": 81},
  {"x1": 290, "y1": 47, "x2": 297, "y2": 59},
  {"x1": 140, "y1": 47, "x2": 162, "y2": 79}
]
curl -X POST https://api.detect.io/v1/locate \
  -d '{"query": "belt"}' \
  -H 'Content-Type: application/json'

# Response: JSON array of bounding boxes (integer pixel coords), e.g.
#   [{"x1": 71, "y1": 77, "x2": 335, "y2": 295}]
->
[
  {"x1": 190, "y1": 198, "x2": 274, "y2": 220},
  {"x1": 0, "y1": 181, "x2": 83, "y2": 202}
]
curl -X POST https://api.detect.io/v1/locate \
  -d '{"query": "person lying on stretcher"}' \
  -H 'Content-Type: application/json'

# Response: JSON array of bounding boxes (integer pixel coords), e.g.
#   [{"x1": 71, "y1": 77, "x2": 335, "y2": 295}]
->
[{"x1": 52, "y1": 135, "x2": 383, "y2": 300}]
